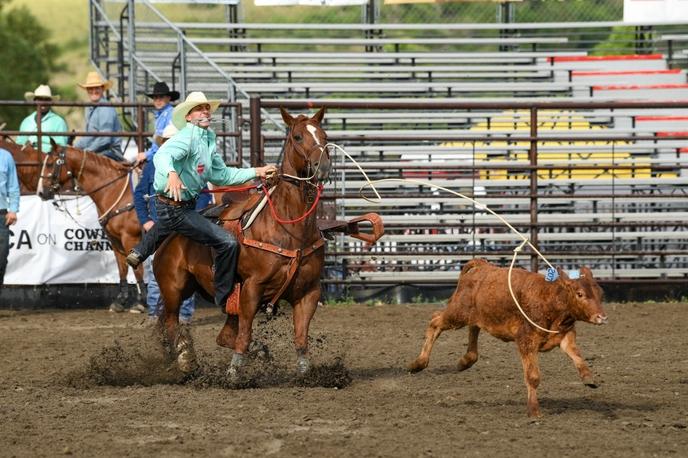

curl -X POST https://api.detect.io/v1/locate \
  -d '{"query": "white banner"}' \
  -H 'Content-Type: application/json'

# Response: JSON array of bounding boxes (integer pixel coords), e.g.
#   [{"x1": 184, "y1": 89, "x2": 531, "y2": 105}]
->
[
  {"x1": 624, "y1": 0, "x2": 688, "y2": 21},
  {"x1": 5, "y1": 196, "x2": 135, "y2": 285}
]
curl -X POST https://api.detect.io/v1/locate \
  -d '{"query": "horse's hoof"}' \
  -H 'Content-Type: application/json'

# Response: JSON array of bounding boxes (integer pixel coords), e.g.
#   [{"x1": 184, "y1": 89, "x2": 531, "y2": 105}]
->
[
  {"x1": 108, "y1": 302, "x2": 126, "y2": 313},
  {"x1": 177, "y1": 349, "x2": 198, "y2": 374},
  {"x1": 226, "y1": 352, "x2": 246, "y2": 380},
  {"x1": 249, "y1": 341, "x2": 271, "y2": 361},
  {"x1": 175, "y1": 339, "x2": 197, "y2": 374},
  {"x1": 128, "y1": 303, "x2": 146, "y2": 314},
  {"x1": 296, "y1": 356, "x2": 311, "y2": 375}
]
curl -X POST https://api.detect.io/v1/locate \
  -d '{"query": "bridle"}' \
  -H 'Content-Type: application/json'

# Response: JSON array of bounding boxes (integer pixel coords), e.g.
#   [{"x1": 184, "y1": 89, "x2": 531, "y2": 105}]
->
[
  {"x1": 39, "y1": 146, "x2": 87, "y2": 196},
  {"x1": 279, "y1": 120, "x2": 331, "y2": 188},
  {"x1": 39, "y1": 146, "x2": 135, "y2": 225}
]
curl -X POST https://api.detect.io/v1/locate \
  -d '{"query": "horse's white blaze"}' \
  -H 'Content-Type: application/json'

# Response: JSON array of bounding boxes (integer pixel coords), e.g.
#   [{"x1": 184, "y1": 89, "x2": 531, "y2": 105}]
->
[{"x1": 306, "y1": 125, "x2": 321, "y2": 147}]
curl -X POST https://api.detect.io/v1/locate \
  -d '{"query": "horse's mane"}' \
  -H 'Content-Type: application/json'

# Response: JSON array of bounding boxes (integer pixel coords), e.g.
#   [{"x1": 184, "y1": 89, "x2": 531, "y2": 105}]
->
[{"x1": 67, "y1": 146, "x2": 131, "y2": 173}]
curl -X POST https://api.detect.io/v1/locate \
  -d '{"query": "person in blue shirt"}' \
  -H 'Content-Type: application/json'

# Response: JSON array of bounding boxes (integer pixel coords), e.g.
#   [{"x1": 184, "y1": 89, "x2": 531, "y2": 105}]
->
[
  {"x1": 133, "y1": 123, "x2": 212, "y2": 322},
  {"x1": 74, "y1": 72, "x2": 124, "y2": 162},
  {"x1": 0, "y1": 148, "x2": 20, "y2": 286},
  {"x1": 136, "y1": 81, "x2": 179, "y2": 164}
]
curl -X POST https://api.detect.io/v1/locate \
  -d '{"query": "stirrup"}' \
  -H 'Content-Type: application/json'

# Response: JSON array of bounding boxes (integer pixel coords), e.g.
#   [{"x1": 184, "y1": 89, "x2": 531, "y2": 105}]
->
[
  {"x1": 225, "y1": 283, "x2": 241, "y2": 315},
  {"x1": 126, "y1": 250, "x2": 143, "y2": 268}
]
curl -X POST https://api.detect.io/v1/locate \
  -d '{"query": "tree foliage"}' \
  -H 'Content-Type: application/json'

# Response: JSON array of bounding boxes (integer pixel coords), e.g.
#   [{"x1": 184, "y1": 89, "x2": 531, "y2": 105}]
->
[{"x1": 0, "y1": 0, "x2": 61, "y2": 127}]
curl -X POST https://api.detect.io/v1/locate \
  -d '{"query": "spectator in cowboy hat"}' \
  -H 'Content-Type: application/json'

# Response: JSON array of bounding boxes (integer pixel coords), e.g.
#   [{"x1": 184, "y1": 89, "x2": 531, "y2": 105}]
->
[
  {"x1": 17, "y1": 85, "x2": 68, "y2": 152},
  {"x1": 73, "y1": 71, "x2": 124, "y2": 161},
  {"x1": 127, "y1": 91, "x2": 277, "y2": 312},
  {"x1": 136, "y1": 81, "x2": 180, "y2": 164}
]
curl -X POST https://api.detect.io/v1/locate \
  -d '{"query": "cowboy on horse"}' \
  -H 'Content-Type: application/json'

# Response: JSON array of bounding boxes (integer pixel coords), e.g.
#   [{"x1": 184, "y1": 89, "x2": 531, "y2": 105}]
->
[{"x1": 126, "y1": 91, "x2": 277, "y2": 311}]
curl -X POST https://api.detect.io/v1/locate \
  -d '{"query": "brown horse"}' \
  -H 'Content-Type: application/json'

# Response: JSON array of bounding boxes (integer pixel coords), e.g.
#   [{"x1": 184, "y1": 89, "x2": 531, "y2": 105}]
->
[
  {"x1": 0, "y1": 138, "x2": 42, "y2": 193},
  {"x1": 154, "y1": 107, "x2": 330, "y2": 377},
  {"x1": 36, "y1": 142, "x2": 146, "y2": 311}
]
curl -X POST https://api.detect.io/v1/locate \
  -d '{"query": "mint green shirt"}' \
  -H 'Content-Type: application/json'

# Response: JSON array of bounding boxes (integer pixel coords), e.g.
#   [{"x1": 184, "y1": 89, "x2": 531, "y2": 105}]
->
[
  {"x1": 153, "y1": 123, "x2": 256, "y2": 201},
  {"x1": 17, "y1": 110, "x2": 68, "y2": 152}
]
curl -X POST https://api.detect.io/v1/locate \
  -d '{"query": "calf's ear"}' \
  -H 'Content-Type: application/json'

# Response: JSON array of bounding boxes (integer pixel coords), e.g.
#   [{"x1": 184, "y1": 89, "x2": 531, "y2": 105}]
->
[
  {"x1": 580, "y1": 266, "x2": 593, "y2": 278},
  {"x1": 557, "y1": 267, "x2": 570, "y2": 281}
]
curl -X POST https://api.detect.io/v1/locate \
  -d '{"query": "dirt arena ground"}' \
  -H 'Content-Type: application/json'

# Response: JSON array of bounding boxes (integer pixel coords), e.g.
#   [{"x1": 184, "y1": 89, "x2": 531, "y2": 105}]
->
[{"x1": 1, "y1": 301, "x2": 686, "y2": 457}]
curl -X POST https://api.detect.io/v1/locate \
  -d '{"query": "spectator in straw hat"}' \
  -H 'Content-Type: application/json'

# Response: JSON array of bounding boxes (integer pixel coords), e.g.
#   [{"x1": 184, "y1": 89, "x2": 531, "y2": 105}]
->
[
  {"x1": 133, "y1": 122, "x2": 210, "y2": 321},
  {"x1": 137, "y1": 81, "x2": 180, "y2": 164},
  {"x1": 17, "y1": 84, "x2": 68, "y2": 153},
  {"x1": 126, "y1": 91, "x2": 277, "y2": 311},
  {"x1": 74, "y1": 71, "x2": 124, "y2": 161}
]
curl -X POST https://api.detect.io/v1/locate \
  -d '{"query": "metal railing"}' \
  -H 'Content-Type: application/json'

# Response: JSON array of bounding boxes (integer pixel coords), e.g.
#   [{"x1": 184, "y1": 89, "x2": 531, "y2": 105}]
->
[{"x1": 2, "y1": 100, "x2": 243, "y2": 165}]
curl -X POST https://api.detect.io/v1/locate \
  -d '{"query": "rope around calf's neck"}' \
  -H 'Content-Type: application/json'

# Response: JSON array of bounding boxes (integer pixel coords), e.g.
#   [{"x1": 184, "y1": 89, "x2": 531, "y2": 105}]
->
[{"x1": 508, "y1": 240, "x2": 559, "y2": 334}]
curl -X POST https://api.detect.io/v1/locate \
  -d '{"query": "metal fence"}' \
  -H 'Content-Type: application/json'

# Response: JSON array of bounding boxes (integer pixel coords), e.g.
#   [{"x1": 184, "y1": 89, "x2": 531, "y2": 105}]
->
[
  {"x1": 102, "y1": 1, "x2": 623, "y2": 25},
  {"x1": 1, "y1": 100, "x2": 243, "y2": 165}
]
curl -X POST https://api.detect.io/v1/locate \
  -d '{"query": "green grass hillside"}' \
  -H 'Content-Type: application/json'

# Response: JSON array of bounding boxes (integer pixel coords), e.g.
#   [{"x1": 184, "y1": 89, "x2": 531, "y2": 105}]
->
[
  {"x1": 9, "y1": 0, "x2": 88, "y2": 98},
  {"x1": 6, "y1": 0, "x2": 253, "y2": 103}
]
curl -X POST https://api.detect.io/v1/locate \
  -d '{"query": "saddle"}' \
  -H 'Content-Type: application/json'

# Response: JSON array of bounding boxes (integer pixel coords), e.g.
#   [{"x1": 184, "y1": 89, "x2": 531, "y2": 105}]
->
[{"x1": 201, "y1": 190, "x2": 264, "y2": 229}]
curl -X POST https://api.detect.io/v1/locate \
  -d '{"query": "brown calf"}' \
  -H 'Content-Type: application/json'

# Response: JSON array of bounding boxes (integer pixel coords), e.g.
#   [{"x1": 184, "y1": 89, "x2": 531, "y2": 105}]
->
[{"x1": 408, "y1": 258, "x2": 607, "y2": 417}]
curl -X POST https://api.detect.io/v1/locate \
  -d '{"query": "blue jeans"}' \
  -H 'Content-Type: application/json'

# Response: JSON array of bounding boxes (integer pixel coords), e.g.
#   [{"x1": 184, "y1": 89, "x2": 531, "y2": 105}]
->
[
  {"x1": 0, "y1": 213, "x2": 9, "y2": 286},
  {"x1": 144, "y1": 255, "x2": 195, "y2": 321},
  {"x1": 134, "y1": 197, "x2": 239, "y2": 307}
]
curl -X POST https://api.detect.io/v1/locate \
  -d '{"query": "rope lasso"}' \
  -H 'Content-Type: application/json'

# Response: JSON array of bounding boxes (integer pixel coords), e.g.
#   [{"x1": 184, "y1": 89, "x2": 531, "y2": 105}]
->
[{"x1": 328, "y1": 142, "x2": 559, "y2": 334}]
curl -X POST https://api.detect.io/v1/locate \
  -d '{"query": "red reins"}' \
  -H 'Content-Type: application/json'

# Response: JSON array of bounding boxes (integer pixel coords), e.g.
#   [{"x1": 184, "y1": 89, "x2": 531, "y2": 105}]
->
[
  {"x1": 204, "y1": 179, "x2": 323, "y2": 225},
  {"x1": 263, "y1": 178, "x2": 323, "y2": 225}
]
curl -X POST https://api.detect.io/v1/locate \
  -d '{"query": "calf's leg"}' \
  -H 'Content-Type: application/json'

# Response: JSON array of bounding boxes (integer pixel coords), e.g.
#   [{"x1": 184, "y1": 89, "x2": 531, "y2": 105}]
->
[
  {"x1": 408, "y1": 309, "x2": 465, "y2": 373},
  {"x1": 559, "y1": 329, "x2": 596, "y2": 388},
  {"x1": 457, "y1": 325, "x2": 481, "y2": 371},
  {"x1": 517, "y1": 338, "x2": 542, "y2": 417}
]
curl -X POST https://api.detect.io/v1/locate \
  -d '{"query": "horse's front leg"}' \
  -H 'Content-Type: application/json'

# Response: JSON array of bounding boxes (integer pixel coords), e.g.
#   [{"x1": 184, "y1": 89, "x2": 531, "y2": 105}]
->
[
  {"x1": 110, "y1": 251, "x2": 130, "y2": 313},
  {"x1": 292, "y1": 286, "x2": 320, "y2": 374},
  {"x1": 158, "y1": 269, "x2": 195, "y2": 373},
  {"x1": 227, "y1": 280, "x2": 261, "y2": 378},
  {"x1": 121, "y1": 229, "x2": 147, "y2": 312},
  {"x1": 131, "y1": 264, "x2": 147, "y2": 313}
]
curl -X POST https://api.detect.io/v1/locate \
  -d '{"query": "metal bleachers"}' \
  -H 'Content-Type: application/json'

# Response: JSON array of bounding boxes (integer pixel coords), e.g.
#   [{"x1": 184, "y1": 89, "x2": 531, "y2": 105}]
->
[{"x1": 88, "y1": 1, "x2": 688, "y2": 285}]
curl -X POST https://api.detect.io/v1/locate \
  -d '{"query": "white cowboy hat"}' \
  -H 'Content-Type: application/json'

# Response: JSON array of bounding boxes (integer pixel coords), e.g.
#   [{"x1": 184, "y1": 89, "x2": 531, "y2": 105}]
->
[
  {"x1": 77, "y1": 71, "x2": 113, "y2": 90},
  {"x1": 171, "y1": 91, "x2": 220, "y2": 129},
  {"x1": 161, "y1": 123, "x2": 179, "y2": 139},
  {"x1": 24, "y1": 84, "x2": 61, "y2": 101}
]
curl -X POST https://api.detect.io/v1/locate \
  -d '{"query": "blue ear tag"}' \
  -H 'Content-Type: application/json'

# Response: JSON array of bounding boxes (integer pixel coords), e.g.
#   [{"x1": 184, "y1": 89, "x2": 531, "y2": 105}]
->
[
  {"x1": 568, "y1": 269, "x2": 581, "y2": 280},
  {"x1": 545, "y1": 267, "x2": 559, "y2": 282}
]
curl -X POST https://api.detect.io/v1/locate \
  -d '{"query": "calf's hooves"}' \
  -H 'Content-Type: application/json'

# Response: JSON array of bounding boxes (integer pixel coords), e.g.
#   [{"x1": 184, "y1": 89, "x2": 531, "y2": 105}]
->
[
  {"x1": 583, "y1": 378, "x2": 598, "y2": 388},
  {"x1": 407, "y1": 359, "x2": 427, "y2": 373}
]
